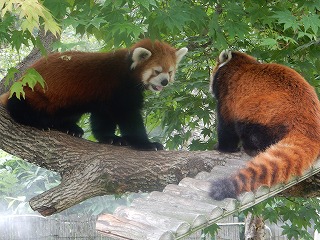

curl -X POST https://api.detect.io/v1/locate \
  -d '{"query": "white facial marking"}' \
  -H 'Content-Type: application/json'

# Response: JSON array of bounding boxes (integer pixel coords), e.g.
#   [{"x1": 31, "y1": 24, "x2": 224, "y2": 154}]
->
[
  {"x1": 142, "y1": 69, "x2": 152, "y2": 84},
  {"x1": 142, "y1": 65, "x2": 176, "y2": 92},
  {"x1": 148, "y1": 72, "x2": 170, "y2": 92},
  {"x1": 153, "y1": 66, "x2": 163, "y2": 75}
]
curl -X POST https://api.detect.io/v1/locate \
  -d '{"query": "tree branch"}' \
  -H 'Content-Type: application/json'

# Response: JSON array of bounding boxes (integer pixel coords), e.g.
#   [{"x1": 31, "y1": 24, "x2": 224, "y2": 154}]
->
[
  {"x1": 1, "y1": 105, "x2": 319, "y2": 216},
  {"x1": 0, "y1": 106, "x2": 225, "y2": 216}
]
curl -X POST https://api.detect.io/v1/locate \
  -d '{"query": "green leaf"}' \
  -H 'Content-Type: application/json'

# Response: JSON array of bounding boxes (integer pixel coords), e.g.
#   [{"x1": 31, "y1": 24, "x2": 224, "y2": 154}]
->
[
  {"x1": 1, "y1": 0, "x2": 61, "y2": 36},
  {"x1": 21, "y1": 68, "x2": 46, "y2": 90},
  {"x1": 272, "y1": 10, "x2": 300, "y2": 31},
  {"x1": 260, "y1": 38, "x2": 278, "y2": 47},
  {"x1": 5, "y1": 68, "x2": 19, "y2": 86},
  {"x1": 9, "y1": 68, "x2": 46, "y2": 99},
  {"x1": 9, "y1": 82, "x2": 25, "y2": 99},
  {"x1": 43, "y1": 0, "x2": 70, "y2": 19},
  {"x1": 301, "y1": 14, "x2": 320, "y2": 34}
]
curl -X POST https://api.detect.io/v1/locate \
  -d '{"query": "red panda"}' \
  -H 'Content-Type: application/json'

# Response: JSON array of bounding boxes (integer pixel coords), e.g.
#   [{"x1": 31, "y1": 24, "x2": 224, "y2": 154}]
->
[
  {"x1": 209, "y1": 50, "x2": 320, "y2": 200},
  {"x1": 0, "y1": 92, "x2": 9, "y2": 106},
  {"x1": 1, "y1": 39, "x2": 188, "y2": 150}
]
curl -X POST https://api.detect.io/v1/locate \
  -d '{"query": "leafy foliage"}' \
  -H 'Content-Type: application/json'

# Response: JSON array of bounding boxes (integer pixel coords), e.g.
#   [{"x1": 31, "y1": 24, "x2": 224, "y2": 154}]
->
[
  {"x1": 0, "y1": 153, "x2": 60, "y2": 214},
  {"x1": 9, "y1": 68, "x2": 46, "y2": 99},
  {"x1": 247, "y1": 197, "x2": 320, "y2": 239},
  {"x1": 0, "y1": 0, "x2": 60, "y2": 50},
  {"x1": 0, "y1": 0, "x2": 320, "y2": 238}
]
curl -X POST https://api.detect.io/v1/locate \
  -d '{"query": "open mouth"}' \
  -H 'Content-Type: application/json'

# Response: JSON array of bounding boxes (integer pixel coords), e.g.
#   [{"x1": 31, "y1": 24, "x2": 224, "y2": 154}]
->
[{"x1": 149, "y1": 84, "x2": 163, "y2": 92}]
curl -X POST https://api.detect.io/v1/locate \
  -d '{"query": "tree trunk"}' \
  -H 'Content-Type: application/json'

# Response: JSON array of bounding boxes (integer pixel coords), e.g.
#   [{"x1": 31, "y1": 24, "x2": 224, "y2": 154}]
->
[
  {"x1": 244, "y1": 212, "x2": 266, "y2": 240},
  {"x1": 0, "y1": 105, "x2": 320, "y2": 216},
  {"x1": 0, "y1": 105, "x2": 226, "y2": 216}
]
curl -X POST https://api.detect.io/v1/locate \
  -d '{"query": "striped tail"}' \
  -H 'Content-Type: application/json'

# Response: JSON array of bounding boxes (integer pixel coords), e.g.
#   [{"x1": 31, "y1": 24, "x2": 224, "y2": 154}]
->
[{"x1": 210, "y1": 132, "x2": 320, "y2": 200}]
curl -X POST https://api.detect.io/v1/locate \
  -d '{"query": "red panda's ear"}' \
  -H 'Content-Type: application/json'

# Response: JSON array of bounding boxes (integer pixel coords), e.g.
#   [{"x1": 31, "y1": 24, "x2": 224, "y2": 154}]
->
[
  {"x1": 131, "y1": 47, "x2": 152, "y2": 69},
  {"x1": 218, "y1": 50, "x2": 232, "y2": 68},
  {"x1": 175, "y1": 47, "x2": 188, "y2": 64}
]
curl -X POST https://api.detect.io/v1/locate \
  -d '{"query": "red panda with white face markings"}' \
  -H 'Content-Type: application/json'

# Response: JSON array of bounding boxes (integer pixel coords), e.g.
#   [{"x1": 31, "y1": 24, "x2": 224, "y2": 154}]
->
[
  {"x1": 209, "y1": 50, "x2": 320, "y2": 200},
  {"x1": 1, "y1": 39, "x2": 188, "y2": 150}
]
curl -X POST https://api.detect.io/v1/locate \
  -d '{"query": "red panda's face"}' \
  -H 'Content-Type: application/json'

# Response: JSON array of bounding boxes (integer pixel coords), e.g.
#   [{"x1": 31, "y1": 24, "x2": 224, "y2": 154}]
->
[
  {"x1": 141, "y1": 65, "x2": 175, "y2": 92},
  {"x1": 130, "y1": 41, "x2": 187, "y2": 92}
]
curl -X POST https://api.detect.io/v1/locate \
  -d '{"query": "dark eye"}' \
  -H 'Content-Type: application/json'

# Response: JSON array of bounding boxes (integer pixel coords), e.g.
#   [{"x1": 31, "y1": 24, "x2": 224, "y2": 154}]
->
[
  {"x1": 168, "y1": 71, "x2": 173, "y2": 75},
  {"x1": 154, "y1": 70, "x2": 161, "y2": 75}
]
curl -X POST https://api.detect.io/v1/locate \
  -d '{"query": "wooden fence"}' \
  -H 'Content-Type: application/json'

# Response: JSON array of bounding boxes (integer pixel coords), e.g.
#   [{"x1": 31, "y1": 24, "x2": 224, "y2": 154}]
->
[
  {"x1": 1, "y1": 213, "x2": 300, "y2": 240},
  {"x1": 0, "y1": 214, "x2": 242, "y2": 240},
  {"x1": 0, "y1": 214, "x2": 110, "y2": 240}
]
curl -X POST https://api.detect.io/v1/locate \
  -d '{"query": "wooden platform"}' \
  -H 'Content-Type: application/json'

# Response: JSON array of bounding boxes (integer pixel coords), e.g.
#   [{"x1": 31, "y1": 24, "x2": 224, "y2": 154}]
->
[{"x1": 96, "y1": 157, "x2": 320, "y2": 240}]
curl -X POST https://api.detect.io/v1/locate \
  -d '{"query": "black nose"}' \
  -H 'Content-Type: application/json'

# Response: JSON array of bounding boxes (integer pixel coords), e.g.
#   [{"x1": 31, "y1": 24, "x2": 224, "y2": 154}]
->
[{"x1": 161, "y1": 79, "x2": 169, "y2": 86}]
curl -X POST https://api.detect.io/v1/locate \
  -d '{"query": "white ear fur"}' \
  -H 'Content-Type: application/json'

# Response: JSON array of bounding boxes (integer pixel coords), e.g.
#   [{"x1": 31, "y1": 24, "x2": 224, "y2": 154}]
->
[
  {"x1": 131, "y1": 47, "x2": 152, "y2": 69},
  {"x1": 175, "y1": 47, "x2": 188, "y2": 63},
  {"x1": 218, "y1": 50, "x2": 232, "y2": 68}
]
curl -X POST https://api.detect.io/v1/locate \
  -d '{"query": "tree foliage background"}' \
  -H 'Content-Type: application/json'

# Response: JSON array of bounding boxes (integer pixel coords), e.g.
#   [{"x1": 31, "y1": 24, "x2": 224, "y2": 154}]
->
[{"x1": 0, "y1": 0, "x2": 320, "y2": 238}]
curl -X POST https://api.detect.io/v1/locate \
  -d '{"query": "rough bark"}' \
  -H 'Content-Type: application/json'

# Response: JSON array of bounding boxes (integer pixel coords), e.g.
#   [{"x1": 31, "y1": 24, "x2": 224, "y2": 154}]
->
[
  {"x1": 0, "y1": 104, "x2": 320, "y2": 216},
  {"x1": 0, "y1": 105, "x2": 226, "y2": 216},
  {"x1": 244, "y1": 213, "x2": 266, "y2": 240},
  {"x1": 280, "y1": 174, "x2": 320, "y2": 198}
]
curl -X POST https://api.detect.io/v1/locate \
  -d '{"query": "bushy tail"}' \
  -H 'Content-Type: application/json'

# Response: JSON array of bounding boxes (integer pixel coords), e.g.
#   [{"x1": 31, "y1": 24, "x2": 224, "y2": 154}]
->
[{"x1": 210, "y1": 132, "x2": 320, "y2": 200}]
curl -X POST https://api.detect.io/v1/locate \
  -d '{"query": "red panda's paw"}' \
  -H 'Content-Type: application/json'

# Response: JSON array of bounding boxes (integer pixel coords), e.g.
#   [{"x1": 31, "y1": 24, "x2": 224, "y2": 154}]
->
[
  {"x1": 150, "y1": 142, "x2": 164, "y2": 151},
  {"x1": 209, "y1": 178, "x2": 237, "y2": 200},
  {"x1": 99, "y1": 136, "x2": 129, "y2": 146},
  {"x1": 214, "y1": 143, "x2": 241, "y2": 153},
  {"x1": 127, "y1": 140, "x2": 164, "y2": 151},
  {"x1": 61, "y1": 125, "x2": 84, "y2": 138}
]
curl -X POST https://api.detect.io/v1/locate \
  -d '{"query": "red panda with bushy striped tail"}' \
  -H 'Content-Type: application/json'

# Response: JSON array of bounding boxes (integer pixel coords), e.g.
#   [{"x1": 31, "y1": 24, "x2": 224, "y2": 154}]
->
[
  {"x1": 209, "y1": 50, "x2": 320, "y2": 200},
  {"x1": 0, "y1": 39, "x2": 188, "y2": 150}
]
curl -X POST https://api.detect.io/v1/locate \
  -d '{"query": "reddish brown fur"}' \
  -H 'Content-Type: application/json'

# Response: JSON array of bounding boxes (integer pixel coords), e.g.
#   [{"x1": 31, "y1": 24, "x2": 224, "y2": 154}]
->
[
  {"x1": 1, "y1": 39, "x2": 187, "y2": 150},
  {"x1": 210, "y1": 51, "x2": 320, "y2": 199},
  {"x1": 2, "y1": 39, "x2": 179, "y2": 114},
  {"x1": 22, "y1": 50, "x2": 130, "y2": 114}
]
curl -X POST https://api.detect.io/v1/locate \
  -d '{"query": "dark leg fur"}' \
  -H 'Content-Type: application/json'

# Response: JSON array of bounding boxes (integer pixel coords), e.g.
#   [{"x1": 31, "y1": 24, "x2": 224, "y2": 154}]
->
[
  {"x1": 7, "y1": 96, "x2": 83, "y2": 137},
  {"x1": 116, "y1": 110, "x2": 163, "y2": 150},
  {"x1": 91, "y1": 109, "x2": 163, "y2": 150},
  {"x1": 52, "y1": 115, "x2": 84, "y2": 137},
  {"x1": 215, "y1": 114, "x2": 240, "y2": 153},
  {"x1": 89, "y1": 86, "x2": 163, "y2": 151},
  {"x1": 235, "y1": 122, "x2": 287, "y2": 156},
  {"x1": 90, "y1": 111, "x2": 126, "y2": 145}
]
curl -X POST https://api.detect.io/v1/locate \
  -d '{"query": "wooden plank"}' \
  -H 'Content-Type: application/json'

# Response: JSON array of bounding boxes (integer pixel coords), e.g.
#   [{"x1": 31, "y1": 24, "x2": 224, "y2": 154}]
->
[
  {"x1": 255, "y1": 186, "x2": 270, "y2": 198},
  {"x1": 97, "y1": 159, "x2": 320, "y2": 240},
  {"x1": 179, "y1": 177, "x2": 211, "y2": 192},
  {"x1": 96, "y1": 214, "x2": 174, "y2": 240},
  {"x1": 194, "y1": 171, "x2": 212, "y2": 180},
  {"x1": 163, "y1": 184, "x2": 237, "y2": 212},
  {"x1": 114, "y1": 206, "x2": 191, "y2": 236},
  {"x1": 238, "y1": 192, "x2": 255, "y2": 205},
  {"x1": 131, "y1": 198, "x2": 208, "y2": 228},
  {"x1": 148, "y1": 191, "x2": 224, "y2": 218},
  {"x1": 195, "y1": 158, "x2": 247, "y2": 180},
  {"x1": 163, "y1": 184, "x2": 212, "y2": 202}
]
